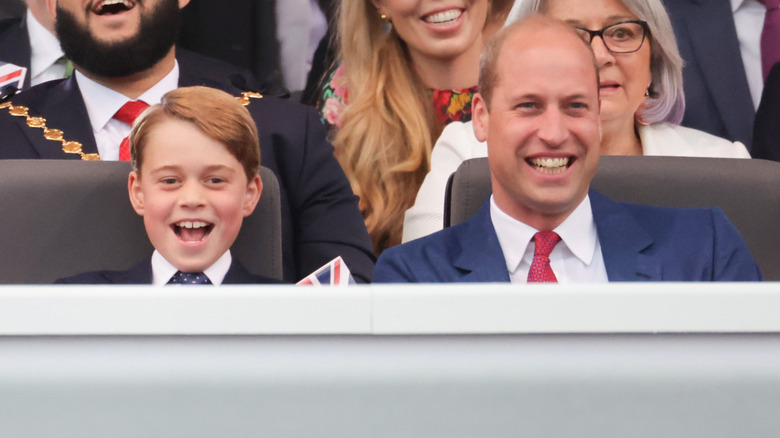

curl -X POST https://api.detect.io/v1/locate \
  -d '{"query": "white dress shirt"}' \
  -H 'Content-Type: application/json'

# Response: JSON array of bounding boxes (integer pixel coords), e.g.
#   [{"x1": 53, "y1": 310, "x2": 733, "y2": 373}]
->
[
  {"x1": 151, "y1": 249, "x2": 232, "y2": 286},
  {"x1": 732, "y1": 0, "x2": 768, "y2": 109},
  {"x1": 490, "y1": 195, "x2": 609, "y2": 283},
  {"x1": 26, "y1": 10, "x2": 66, "y2": 86},
  {"x1": 75, "y1": 62, "x2": 179, "y2": 160}
]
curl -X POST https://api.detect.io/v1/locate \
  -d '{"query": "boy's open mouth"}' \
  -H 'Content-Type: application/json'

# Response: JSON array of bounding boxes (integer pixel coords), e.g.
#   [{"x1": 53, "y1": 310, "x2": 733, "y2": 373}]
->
[{"x1": 172, "y1": 220, "x2": 213, "y2": 243}]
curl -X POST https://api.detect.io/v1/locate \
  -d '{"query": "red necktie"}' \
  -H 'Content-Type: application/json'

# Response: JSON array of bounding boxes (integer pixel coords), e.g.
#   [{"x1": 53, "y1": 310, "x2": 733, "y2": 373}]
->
[
  {"x1": 527, "y1": 231, "x2": 561, "y2": 283},
  {"x1": 759, "y1": 0, "x2": 780, "y2": 81},
  {"x1": 113, "y1": 100, "x2": 149, "y2": 161}
]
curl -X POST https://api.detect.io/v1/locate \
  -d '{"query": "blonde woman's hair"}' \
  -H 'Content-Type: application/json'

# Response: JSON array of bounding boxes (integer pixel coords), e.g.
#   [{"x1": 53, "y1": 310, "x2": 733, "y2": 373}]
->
[
  {"x1": 334, "y1": 0, "x2": 437, "y2": 253},
  {"x1": 333, "y1": 0, "x2": 511, "y2": 253}
]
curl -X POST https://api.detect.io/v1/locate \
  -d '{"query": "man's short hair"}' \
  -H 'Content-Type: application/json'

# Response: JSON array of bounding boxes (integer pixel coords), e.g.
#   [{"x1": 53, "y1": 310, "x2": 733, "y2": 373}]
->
[
  {"x1": 478, "y1": 14, "x2": 599, "y2": 110},
  {"x1": 130, "y1": 86, "x2": 261, "y2": 180}
]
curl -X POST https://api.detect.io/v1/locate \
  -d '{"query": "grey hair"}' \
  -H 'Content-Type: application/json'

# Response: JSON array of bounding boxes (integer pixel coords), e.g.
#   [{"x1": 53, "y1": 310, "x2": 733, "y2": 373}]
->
[{"x1": 505, "y1": 0, "x2": 685, "y2": 125}]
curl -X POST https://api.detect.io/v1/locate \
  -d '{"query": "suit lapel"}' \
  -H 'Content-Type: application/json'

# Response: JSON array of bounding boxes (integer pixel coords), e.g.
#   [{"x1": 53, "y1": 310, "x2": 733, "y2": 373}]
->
[
  {"x1": 590, "y1": 190, "x2": 660, "y2": 281},
  {"x1": 452, "y1": 201, "x2": 511, "y2": 282},
  {"x1": 680, "y1": 0, "x2": 754, "y2": 139},
  {"x1": 21, "y1": 77, "x2": 98, "y2": 157}
]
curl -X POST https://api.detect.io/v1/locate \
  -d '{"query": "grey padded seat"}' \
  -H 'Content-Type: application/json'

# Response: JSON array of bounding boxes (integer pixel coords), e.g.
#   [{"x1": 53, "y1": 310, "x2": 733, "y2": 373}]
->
[
  {"x1": 0, "y1": 160, "x2": 282, "y2": 283},
  {"x1": 444, "y1": 156, "x2": 780, "y2": 281}
]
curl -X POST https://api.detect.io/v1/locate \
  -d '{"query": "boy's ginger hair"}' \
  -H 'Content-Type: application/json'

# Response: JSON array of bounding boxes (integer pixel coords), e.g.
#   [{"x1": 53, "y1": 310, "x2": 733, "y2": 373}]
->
[{"x1": 130, "y1": 86, "x2": 261, "y2": 180}]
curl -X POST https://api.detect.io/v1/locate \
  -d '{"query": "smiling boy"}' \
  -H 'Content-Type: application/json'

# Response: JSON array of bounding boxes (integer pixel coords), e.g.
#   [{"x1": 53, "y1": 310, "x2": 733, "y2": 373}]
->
[{"x1": 58, "y1": 86, "x2": 282, "y2": 285}]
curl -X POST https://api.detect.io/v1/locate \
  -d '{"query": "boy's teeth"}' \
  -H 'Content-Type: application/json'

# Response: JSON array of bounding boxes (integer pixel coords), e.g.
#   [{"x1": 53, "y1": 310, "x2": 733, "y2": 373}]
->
[
  {"x1": 425, "y1": 9, "x2": 462, "y2": 24},
  {"x1": 178, "y1": 221, "x2": 208, "y2": 229}
]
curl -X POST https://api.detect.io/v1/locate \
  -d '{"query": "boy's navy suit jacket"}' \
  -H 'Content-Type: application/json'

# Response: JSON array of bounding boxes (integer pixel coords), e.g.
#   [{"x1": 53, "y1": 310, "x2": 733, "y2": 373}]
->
[
  {"x1": 56, "y1": 256, "x2": 284, "y2": 284},
  {"x1": 0, "y1": 48, "x2": 375, "y2": 284},
  {"x1": 373, "y1": 190, "x2": 762, "y2": 283}
]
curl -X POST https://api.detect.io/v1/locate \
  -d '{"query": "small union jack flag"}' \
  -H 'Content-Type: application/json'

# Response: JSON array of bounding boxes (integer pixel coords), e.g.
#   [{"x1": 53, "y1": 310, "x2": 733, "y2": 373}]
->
[
  {"x1": 0, "y1": 62, "x2": 26, "y2": 95},
  {"x1": 297, "y1": 256, "x2": 355, "y2": 286}
]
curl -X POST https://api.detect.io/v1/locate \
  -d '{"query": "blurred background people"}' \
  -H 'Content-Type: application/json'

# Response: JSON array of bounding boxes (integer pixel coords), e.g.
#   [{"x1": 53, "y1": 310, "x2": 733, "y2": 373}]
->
[
  {"x1": 753, "y1": 63, "x2": 780, "y2": 161},
  {"x1": 663, "y1": 0, "x2": 780, "y2": 152},
  {"x1": 0, "y1": 0, "x2": 69, "y2": 92},
  {"x1": 318, "y1": 0, "x2": 513, "y2": 254},
  {"x1": 403, "y1": 0, "x2": 751, "y2": 242},
  {"x1": 0, "y1": 0, "x2": 24, "y2": 20}
]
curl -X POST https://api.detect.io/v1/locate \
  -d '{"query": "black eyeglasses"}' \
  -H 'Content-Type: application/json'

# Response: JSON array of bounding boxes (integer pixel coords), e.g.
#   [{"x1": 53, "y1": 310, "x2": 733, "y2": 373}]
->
[{"x1": 574, "y1": 20, "x2": 649, "y2": 54}]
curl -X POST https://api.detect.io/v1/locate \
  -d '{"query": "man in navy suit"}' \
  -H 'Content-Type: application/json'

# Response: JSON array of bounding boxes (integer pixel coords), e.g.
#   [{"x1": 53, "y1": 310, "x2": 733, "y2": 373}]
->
[
  {"x1": 662, "y1": 0, "x2": 758, "y2": 150},
  {"x1": 373, "y1": 16, "x2": 761, "y2": 283},
  {"x1": 0, "y1": 0, "x2": 375, "y2": 283}
]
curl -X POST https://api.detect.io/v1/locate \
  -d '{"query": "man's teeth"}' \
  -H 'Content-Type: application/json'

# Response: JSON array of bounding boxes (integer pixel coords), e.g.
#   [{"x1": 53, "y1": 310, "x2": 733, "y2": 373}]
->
[
  {"x1": 425, "y1": 9, "x2": 462, "y2": 24},
  {"x1": 178, "y1": 221, "x2": 208, "y2": 229},
  {"x1": 530, "y1": 157, "x2": 570, "y2": 173},
  {"x1": 100, "y1": 0, "x2": 133, "y2": 7}
]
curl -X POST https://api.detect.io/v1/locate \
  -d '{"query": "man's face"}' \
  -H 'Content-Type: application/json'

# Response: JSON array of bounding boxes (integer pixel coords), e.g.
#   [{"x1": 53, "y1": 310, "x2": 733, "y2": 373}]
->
[
  {"x1": 128, "y1": 119, "x2": 262, "y2": 273},
  {"x1": 472, "y1": 27, "x2": 601, "y2": 231},
  {"x1": 53, "y1": 0, "x2": 184, "y2": 77}
]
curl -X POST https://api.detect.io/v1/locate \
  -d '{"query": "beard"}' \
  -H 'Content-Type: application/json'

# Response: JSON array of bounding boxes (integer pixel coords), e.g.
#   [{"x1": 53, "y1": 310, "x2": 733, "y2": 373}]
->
[{"x1": 55, "y1": 0, "x2": 181, "y2": 78}]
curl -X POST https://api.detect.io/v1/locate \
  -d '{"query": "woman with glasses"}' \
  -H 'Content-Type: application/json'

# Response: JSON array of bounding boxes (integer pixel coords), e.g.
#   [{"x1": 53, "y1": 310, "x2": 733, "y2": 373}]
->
[{"x1": 402, "y1": 0, "x2": 751, "y2": 242}]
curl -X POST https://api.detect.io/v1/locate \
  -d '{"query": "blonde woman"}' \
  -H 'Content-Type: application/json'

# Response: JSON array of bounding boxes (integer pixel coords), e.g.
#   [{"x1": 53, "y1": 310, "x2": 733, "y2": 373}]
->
[{"x1": 319, "y1": 0, "x2": 512, "y2": 253}]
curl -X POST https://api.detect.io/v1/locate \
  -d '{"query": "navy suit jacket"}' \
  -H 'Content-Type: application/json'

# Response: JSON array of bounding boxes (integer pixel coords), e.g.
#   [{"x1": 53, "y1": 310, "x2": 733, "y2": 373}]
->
[
  {"x1": 373, "y1": 190, "x2": 762, "y2": 282},
  {"x1": 753, "y1": 63, "x2": 780, "y2": 161},
  {"x1": 0, "y1": 15, "x2": 32, "y2": 90},
  {"x1": 663, "y1": 0, "x2": 755, "y2": 149},
  {"x1": 55, "y1": 256, "x2": 284, "y2": 284},
  {"x1": 0, "y1": 48, "x2": 376, "y2": 283}
]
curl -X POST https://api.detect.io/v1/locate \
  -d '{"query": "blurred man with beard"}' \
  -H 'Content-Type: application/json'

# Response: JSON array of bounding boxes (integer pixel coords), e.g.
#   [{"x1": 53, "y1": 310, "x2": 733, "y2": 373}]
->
[{"x1": 0, "y1": 0, "x2": 376, "y2": 283}]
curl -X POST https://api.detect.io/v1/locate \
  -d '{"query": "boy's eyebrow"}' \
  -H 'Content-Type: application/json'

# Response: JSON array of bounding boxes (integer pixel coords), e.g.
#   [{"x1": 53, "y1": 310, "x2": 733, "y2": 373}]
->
[
  {"x1": 202, "y1": 164, "x2": 238, "y2": 173},
  {"x1": 148, "y1": 164, "x2": 238, "y2": 174},
  {"x1": 149, "y1": 165, "x2": 182, "y2": 174}
]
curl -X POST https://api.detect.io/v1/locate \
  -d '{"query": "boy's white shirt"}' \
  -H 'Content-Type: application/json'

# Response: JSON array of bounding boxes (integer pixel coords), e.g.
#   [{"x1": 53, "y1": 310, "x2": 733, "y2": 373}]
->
[{"x1": 151, "y1": 249, "x2": 232, "y2": 286}]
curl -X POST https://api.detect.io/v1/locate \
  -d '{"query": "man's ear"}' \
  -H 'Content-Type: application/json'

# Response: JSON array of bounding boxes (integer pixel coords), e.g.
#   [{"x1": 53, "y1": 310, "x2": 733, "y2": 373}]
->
[
  {"x1": 242, "y1": 174, "x2": 263, "y2": 217},
  {"x1": 472, "y1": 92, "x2": 489, "y2": 143},
  {"x1": 46, "y1": 0, "x2": 57, "y2": 20},
  {"x1": 127, "y1": 171, "x2": 145, "y2": 216}
]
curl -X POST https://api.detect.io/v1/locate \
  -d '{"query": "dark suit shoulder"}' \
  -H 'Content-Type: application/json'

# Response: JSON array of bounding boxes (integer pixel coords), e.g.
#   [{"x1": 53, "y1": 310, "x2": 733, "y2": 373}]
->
[
  {"x1": 373, "y1": 208, "x2": 489, "y2": 283},
  {"x1": 0, "y1": 16, "x2": 23, "y2": 34},
  {"x1": 2, "y1": 77, "x2": 68, "y2": 108},
  {"x1": 175, "y1": 47, "x2": 263, "y2": 94},
  {"x1": 54, "y1": 270, "x2": 136, "y2": 284},
  {"x1": 54, "y1": 257, "x2": 153, "y2": 284}
]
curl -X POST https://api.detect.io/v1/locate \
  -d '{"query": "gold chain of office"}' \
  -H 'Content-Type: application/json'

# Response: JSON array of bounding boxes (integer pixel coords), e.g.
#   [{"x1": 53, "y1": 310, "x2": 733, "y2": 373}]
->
[{"x1": 0, "y1": 91, "x2": 263, "y2": 161}]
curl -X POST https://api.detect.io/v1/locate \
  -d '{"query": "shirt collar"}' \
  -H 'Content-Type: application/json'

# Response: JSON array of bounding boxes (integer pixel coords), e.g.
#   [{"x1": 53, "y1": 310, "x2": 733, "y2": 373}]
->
[
  {"x1": 76, "y1": 61, "x2": 180, "y2": 133},
  {"x1": 151, "y1": 249, "x2": 232, "y2": 286},
  {"x1": 26, "y1": 9, "x2": 64, "y2": 78},
  {"x1": 732, "y1": 0, "x2": 750, "y2": 13},
  {"x1": 490, "y1": 195, "x2": 537, "y2": 274},
  {"x1": 490, "y1": 194, "x2": 598, "y2": 273}
]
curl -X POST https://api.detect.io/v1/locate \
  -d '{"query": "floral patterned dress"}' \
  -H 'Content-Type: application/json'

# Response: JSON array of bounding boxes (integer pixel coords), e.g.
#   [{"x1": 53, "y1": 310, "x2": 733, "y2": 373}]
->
[{"x1": 319, "y1": 65, "x2": 477, "y2": 129}]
